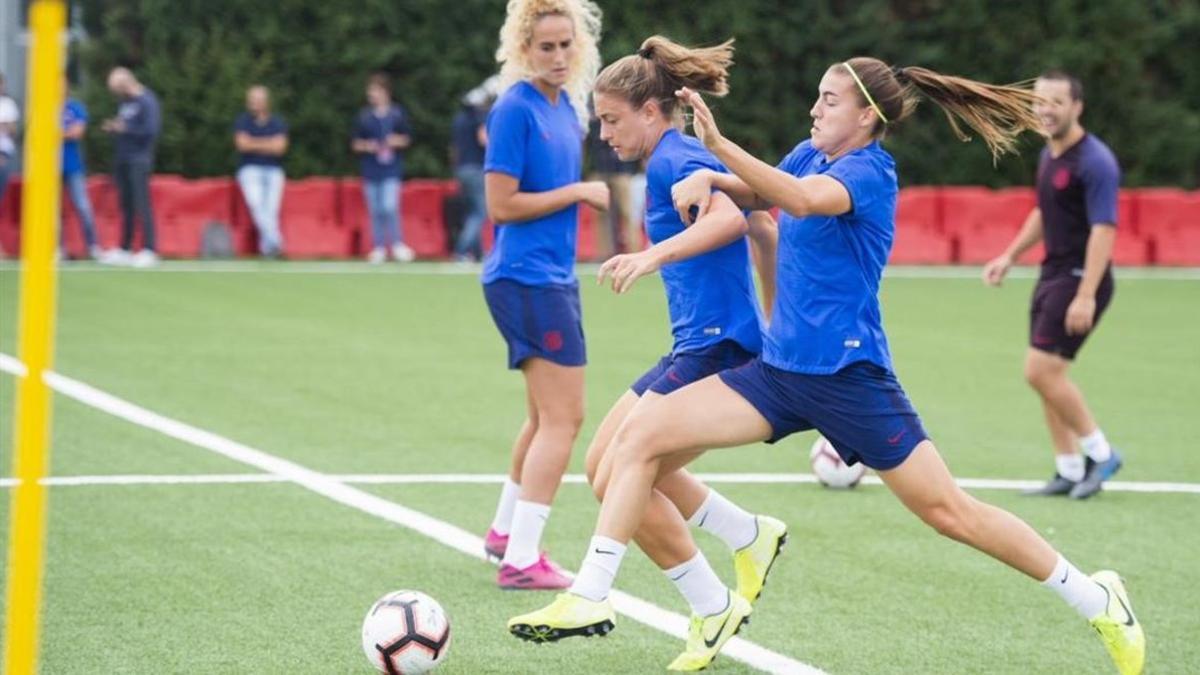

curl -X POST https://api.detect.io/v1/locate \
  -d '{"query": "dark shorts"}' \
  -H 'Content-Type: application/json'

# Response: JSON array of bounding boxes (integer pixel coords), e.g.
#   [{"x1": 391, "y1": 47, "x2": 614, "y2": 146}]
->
[
  {"x1": 719, "y1": 358, "x2": 929, "y2": 470},
  {"x1": 631, "y1": 340, "x2": 757, "y2": 396},
  {"x1": 1030, "y1": 272, "x2": 1114, "y2": 360},
  {"x1": 483, "y1": 279, "x2": 586, "y2": 370}
]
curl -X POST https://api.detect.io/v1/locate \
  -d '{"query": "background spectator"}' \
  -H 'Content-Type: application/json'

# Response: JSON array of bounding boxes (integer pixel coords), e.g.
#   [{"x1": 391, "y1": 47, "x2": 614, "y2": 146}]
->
[
  {"x1": 352, "y1": 73, "x2": 413, "y2": 264},
  {"x1": 450, "y1": 76, "x2": 497, "y2": 263},
  {"x1": 234, "y1": 84, "x2": 288, "y2": 258},
  {"x1": 585, "y1": 109, "x2": 644, "y2": 257},
  {"x1": 0, "y1": 71, "x2": 18, "y2": 228},
  {"x1": 62, "y1": 77, "x2": 100, "y2": 259},
  {"x1": 101, "y1": 67, "x2": 161, "y2": 268}
]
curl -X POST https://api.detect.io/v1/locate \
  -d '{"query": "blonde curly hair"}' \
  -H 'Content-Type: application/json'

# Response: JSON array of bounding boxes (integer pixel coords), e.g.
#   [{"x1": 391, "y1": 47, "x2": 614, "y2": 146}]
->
[{"x1": 495, "y1": 0, "x2": 603, "y2": 129}]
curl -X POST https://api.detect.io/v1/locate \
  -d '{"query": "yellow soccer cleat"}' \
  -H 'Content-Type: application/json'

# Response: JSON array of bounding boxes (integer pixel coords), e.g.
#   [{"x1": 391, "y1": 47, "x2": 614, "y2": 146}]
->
[
  {"x1": 1089, "y1": 571, "x2": 1145, "y2": 675},
  {"x1": 667, "y1": 592, "x2": 752, "y2": 671},
  {"x1": 508, "y1": 592, "x2": 616, "y2": 643},
  {"x1": 733, "y1": 515, "x2": 788, "y2": 604}
]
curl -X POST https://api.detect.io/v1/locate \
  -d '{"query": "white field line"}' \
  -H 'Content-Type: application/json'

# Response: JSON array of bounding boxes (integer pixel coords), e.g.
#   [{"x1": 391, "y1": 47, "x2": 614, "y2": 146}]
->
[
  {"x1": 0, "y1": 355, "x2": 821, "y2": 675},
  {"x1": 1, "y1": 472, "x2": 1198, "y2": 495},
  {"x1": 0, "y1": 260, "x2": 1198, "y2": 280}
]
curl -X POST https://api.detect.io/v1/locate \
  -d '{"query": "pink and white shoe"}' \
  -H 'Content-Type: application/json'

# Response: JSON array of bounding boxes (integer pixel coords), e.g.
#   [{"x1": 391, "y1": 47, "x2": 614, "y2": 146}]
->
[
  {"x1": 484, "y1": 528, "x2": 509, "y2": 562},
  {"x1": 497, "y1": 553, "x2": 572, "y2": 590}
]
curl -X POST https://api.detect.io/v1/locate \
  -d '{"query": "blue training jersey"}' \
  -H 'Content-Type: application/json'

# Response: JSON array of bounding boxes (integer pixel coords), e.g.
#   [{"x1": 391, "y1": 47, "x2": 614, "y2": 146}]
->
[
  {"x1": 765, "y1": 140, "x2": 897, "y2": 374},
  {"x1": 645, "y1": 129, "x2": 763, "y2": 355},
  {"x1": 482, "y1": 81, "x2": 583, "y2": 287}
]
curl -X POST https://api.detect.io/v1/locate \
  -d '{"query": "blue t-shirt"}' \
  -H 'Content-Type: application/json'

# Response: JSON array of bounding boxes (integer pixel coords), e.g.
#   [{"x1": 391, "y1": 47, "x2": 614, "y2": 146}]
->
[
  {"x1": 451, "y1": 106, "x2": 486, "y2": 169},
  {"x1": 234, "y1": 112, "x2": 288, "y2": 169},
  {"x1": 354, "y1": 104, "x2": 412, "y2": 181},
  {"x1": 482, "y1": 81, "x2": 583, "y2": 287},
  {"x1": 645, "y1": 129, "x2": 763, "y2": 355},
  {"x1": 765, "y1": 140, "x2": 898, "y2": 375},
  {"x1": 62, "y1": 98, "x2": 88, "y2": 176}
]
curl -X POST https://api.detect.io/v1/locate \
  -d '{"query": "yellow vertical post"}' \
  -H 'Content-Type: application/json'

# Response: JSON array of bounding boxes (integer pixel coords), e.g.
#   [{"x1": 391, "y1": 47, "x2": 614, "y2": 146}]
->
[{"x1": 3, "y1": 1, "x2": 66, "y2": 673}]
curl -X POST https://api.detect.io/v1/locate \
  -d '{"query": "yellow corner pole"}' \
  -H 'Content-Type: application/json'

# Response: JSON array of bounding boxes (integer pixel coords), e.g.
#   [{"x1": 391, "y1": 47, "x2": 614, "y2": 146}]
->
[{"x1": 3, "y1": 1, "x2": 66, "y2": 673}]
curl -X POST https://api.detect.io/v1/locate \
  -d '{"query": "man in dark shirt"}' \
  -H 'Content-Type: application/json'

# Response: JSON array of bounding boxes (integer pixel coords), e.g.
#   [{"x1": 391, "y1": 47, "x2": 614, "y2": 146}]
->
[
  {"x1": 101, "y1": 67, "x2": 161, "y2": 267},
  {"x1": 234, "y1": 85, "x2": 289, "y2": 257},
  {"x1": 983, "y1": 70, "x2": 1122, "y2": 500},
  {"x1": 450, "y1": 78, "x2": 496, "y2": 262}
]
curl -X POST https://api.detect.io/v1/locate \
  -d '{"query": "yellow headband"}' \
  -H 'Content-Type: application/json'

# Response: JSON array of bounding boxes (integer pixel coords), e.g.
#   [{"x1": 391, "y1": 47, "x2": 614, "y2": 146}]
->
[{"x1": 842, "y1": 62, "x2": 888, "y2": 124}]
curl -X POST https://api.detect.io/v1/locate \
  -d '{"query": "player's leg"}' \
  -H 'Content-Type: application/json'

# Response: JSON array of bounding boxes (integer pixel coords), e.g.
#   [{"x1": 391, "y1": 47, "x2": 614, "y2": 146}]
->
[
  {"x1": 511, "y1": 374, "x2": 772, "y2": 667},
  {"x1": 1024, "y1": 390, "x2": 1082, "y2": 495},
  {"x1": 880, "y1": 440, "x2": 1144, "y2": 674},
  {"x1": 485, "y1": 385, "x2": 538, "y2": 561},
  {"x1": 496, "y1": 357, "x2": 584, "y2": 587}
]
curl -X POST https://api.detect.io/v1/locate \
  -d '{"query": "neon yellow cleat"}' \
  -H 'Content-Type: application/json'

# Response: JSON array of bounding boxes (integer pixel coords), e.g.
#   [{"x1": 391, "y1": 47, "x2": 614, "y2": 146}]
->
[
  {"x1": 1089, "y1": 571, "x2": 1145, "y2": 675},
  {"x1": 733, "y1": 515, "x2": 788, "y2": 604},
  {"x1": 667, "y1": 592, "x2": 752, "y2": 671},
  {"x1": 508, "y1": 593, "x2": 615, "y2": 643}
]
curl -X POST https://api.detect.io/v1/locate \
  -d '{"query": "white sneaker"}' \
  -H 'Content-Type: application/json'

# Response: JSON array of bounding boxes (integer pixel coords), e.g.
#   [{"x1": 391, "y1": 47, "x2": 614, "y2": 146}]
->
[
  {"x1": 88, "y1": 246, "x2": 104, "y2": 260},
  {"x1": 391, "y1": 243, "x2": 416, "y2": 263},
  {"x1": 366, "y1": 247, "x2": 386, "y2": 264},
  {"x1": 131, "y1": 250, "x2": 160, "y2": 268},
  {"x1": 99, "y1": 248, "x2": 132, "y2": 266}
]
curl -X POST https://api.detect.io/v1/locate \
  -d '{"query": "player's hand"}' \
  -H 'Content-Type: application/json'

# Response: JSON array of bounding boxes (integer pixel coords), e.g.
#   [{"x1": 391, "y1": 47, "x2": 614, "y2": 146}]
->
[
  {"x1": 671, "y1": 171, "x2": 713, "y2": 226},
  {"x1": 597, "y1": 250, "x2": 660, "y2": 294},
  {"x1": 676, "y1": 87, "x2": 724, "y2": 150},
  {"x1": 1065, "y1": 294, "x2": 1096, "y2": 335},
  {"x1": 981, "y1": 254, "x2": 1013, "y2": 286},
  {"x1": 576, "y1": 181, "x2": 611, "y2": 211}
]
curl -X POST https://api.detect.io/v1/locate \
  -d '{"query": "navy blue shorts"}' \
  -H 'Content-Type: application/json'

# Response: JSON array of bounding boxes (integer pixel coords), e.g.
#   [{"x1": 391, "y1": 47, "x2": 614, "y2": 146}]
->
[
  {"x1": 483, "y1": 279, "x2": 586, "y2": 370},
  {"x1": 1030, "y1": 272, "x2": 1114, "y2": 360},
  {"x1": 631, "y1": 340, "x2": 757, "y2": 396},
  {"x1": 719, "y1": 358, "x2": 929, "y2": 470}
]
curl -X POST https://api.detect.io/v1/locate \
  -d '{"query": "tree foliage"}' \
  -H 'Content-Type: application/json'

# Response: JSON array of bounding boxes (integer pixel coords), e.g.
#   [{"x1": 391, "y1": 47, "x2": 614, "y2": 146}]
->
[{"x1": 74, "y1": 0, "x2": 1200, "y2": 187}]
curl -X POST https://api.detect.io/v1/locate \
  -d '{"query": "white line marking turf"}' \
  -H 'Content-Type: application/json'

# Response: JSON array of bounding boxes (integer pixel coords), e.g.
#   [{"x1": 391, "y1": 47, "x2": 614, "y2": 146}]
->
[
  {"x1": 2, "y1": 472, "x2": 1198, "y2": 494},
  {"x1": 0, "y1": 354, "x2": 822, "y2": 675}
]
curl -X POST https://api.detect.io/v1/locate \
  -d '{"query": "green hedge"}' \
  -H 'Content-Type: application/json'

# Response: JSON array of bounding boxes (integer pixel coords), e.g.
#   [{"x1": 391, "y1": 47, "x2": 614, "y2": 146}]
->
[{"x1": 74, "y1": 0, "x2": 1200, "y2": 187}]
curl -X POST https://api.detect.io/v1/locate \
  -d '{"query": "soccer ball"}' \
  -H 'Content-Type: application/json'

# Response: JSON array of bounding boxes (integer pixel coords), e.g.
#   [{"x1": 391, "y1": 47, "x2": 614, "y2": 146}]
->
[
  {"x1": 362, "y1": 590, "x2": 451, "y2": 674},
  {"x1": 809, "y1": 435, "x2": 866, "y2": 488}
]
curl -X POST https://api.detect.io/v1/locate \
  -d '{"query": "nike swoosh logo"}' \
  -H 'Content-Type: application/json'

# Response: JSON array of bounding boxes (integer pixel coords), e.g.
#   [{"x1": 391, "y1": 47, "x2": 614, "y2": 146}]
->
[
  {"x1": 888, "y1": 430, "x2": 906, "y2": 445},
  {"x1": 594, "y1": 548, "x2": 615, "y2": 555},
  {"x1": 1114, "y1": 589, "x2": 1136, "y2": 627},
  {"x1": 669, "y1": 570, "x2": 689, "y2": 581},
  {"x1": 1060, "y1": 569, "x2": 1069, "y2": 584},
  {"x1": 703, "y1": 613, "x2": 733, "y2": 649}
]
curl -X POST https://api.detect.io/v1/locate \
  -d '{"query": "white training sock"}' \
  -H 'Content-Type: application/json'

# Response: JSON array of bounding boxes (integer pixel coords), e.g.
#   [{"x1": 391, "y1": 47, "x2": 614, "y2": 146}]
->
[
  {"x1": 1042, "y1": 554, "x2": 1108, "y2": 620},
  {"x1": 1055, "y1": 453, "x2": 1087, "y2": 482},
  {"x1": 489, "y1": 478, "x2": 521, "y2": 535},
  {"x1": 500, "y1": 500, "x2": 550, "y2": 569},
  {"x1": 1080, "y1": 429, "x2": 1113, "y2": 463},
  {"x1": 570, "y1": 536, "x2": 627, "y2": 602},
  {"x1": 687, "y1": 489, "x2": 757, "y2": 550},
  {"x1": 663, "y1": 551, "x2": 731, "y2": 617}
]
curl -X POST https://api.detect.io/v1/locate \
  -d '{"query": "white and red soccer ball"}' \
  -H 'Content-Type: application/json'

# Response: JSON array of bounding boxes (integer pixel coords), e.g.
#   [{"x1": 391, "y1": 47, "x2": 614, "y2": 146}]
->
[
  {"x1": 362, "y1": 590, "x2": 451, "y2": 674},
  {"x1": 809, "y1": 435, "x2": 867, "y2": 488}
]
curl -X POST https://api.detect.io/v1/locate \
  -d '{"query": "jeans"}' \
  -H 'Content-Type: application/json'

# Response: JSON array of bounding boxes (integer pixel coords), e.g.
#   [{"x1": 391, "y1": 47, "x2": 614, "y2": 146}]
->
[
  {"x1": 115, "y1": 160, "x2": 156, "y2": 252},
  {"x1": 362, "y1": 177, "x2": 403, "y2": 249},
  {"x1": 237, "y1": 164, "x2": 285, "y2": 255},
  {"x1": 62, "y1": 172, "x2": 98, "y2": 250},
  {"x1": 454, "y1": 165, "x2": 486, "y2": 258}
]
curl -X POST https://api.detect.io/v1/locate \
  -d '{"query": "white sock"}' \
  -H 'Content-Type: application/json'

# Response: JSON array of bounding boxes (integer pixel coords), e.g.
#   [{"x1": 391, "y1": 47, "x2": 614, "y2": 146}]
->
[
  {"x1": 500, "y1": 500, "x2": 549, "y2": 569},
  {"x1": 687, "y1": 489, "x2": 757, "y2": 550},
  {"x1": 489, "y1": 478, "x2": 521, "y2": 535},
  {"x1": 569, "y1": 536, "x2": 627, "y2": 602},
  {"x1": 664, "y1": 551, "x2": 731, "y2": 617},
  {"x1": 1042, "y1": 554, "x2": 1108, "y2": 620},
  {"x1": 1080, "y1": 429, "x2": 1113, "y2": 463},
  {"x1": 1055, "y1": 453, "x2": 1086, "y2": 482}
]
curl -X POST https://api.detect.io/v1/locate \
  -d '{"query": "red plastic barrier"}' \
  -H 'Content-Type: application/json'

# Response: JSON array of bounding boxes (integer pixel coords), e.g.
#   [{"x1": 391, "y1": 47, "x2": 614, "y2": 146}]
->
[
  {"x1": 891, "y1": 186, "x2": 953, "y2": 264},
  {"x1": 942, "y1": 186, "x2": 1041, "y2": 264},
  {"x1": 1135, "y1": 189, "x2": 1200, "y2": 266},
  {"x1": 402, "y1": 179, "x2": 454, "y2": 258},
  {"x1": 0, "y1": 177, "x2": 21, "y2": 255},
  {"x1": 151, "y1": 176, "x2": 235, "y2": 257},
  {"x1": 280, "y1": 178, "x2": 352, "y2": 258}
]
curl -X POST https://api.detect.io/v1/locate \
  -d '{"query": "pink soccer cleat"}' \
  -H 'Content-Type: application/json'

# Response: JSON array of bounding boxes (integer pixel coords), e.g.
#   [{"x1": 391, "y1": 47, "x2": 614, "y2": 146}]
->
[
  {"x1": 497, "y1": 553, "x2": 572, "y2": 590},
  {"x1": 484, "y1": 528, "x2": 509, "y2": 562}
]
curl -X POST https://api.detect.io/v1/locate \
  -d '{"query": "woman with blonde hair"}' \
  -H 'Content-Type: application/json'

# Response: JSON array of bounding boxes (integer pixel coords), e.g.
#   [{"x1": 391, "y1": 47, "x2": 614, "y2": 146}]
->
[
  {"x1": 480, "y1": 0, "x2": 611, "y2": 591},
  {"x1": 510, "y1": 56, "x2": 1145, "y2": 675}
]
